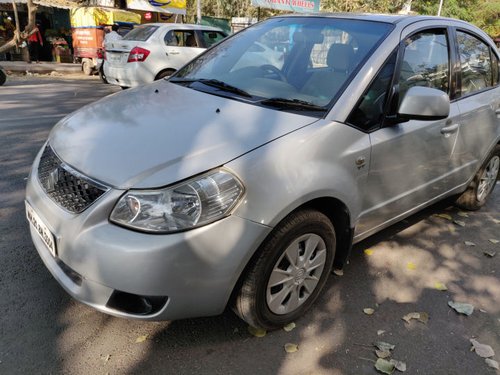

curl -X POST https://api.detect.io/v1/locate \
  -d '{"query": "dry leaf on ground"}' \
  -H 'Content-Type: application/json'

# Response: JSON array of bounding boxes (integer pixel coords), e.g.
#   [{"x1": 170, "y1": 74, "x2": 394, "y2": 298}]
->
[
  {"x1": 390, "y1": 359, "x2": 407, "y2": 372},
  {"x1": 485, "y1": 358, "x2": 499, "y2": 369},
  {"x1": 248, "y1": 326, "x2": 267, "y2": 338},
  {"x1": 448, "y1": 301, "x2": 474, "y2": 316},
  {"x1": 406, "y1": 262, "x2": 416, "y2": 270},
  {"x1": 402, "y1": 312, "x2": 428, "y2": 324},
  {"x1": 464, "y1": 241, "x2": 476, "y2": 247},
  {"x1": 376, "y1": 350, "x2": 391, "y2": 359},
  {"x1": 377, "y1": 330, "x2": 386, "y2": 336},
  {"x1": 333, "y1": 269, "x2": 344, "y2": 276},
  {"x1": 489, "y1": 239, "x2": 499, "y2": 244},
  {"x1": 284, "y1": 343, "x2": 299, "y2": 353},
  {"x1": 135, "y1": 335, "x2": 148, "y2": 343},
  {"x1": 375, "y1": 358, "x2": 395, "y2": 374},
  {"x1": 364, "y1": 249, "x2": 374, "y2": 256},
  {"x1": 364, "y1": 308, "x2": 375, "y2": 315},
  {"x1": 283, "y1": 322, "x2": 296, "y2": 332},
  {"x1": 434, "y1": 282, "x2": 448, "y2": 291},
  {"x1": 470, "y1": 339, "x2": 495, "y2": 358},
  {"x1": 483, "y1": 249, "x2": 497, "y2": 257},
  {"x1": 453, "y1": 220, "x2": 466, "y2": 227},
  {"x1": 457, "y1": 212, "x2": 469, "y2": 218},
  {"x1": 374, "y1": 341, "x2": 395, "y2": 352},
  {"x1": 435, "y1": 213, "x2": 452, "y2": 221}
]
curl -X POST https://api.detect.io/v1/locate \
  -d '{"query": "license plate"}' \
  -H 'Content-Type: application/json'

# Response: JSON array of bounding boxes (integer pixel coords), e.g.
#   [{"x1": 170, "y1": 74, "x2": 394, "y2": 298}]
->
[
  {"x1": 108, "y1": 53, "x2": 122, "y2": 63},
  {"x1": 26, "y1": 201, "x2": 57, "y2": 257}
]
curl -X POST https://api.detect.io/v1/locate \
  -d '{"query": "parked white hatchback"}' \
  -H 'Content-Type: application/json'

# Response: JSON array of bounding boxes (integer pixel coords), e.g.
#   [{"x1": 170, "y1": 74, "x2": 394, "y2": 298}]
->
[{"x1": 104, "y1": 23, "x2": 227, "y2": 88}]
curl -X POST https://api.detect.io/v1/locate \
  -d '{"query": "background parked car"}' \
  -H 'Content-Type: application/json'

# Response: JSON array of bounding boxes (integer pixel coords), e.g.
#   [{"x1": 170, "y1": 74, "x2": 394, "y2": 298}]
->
[{"x1": 104, "y1": 23, "x2": 227, "y2": 88}]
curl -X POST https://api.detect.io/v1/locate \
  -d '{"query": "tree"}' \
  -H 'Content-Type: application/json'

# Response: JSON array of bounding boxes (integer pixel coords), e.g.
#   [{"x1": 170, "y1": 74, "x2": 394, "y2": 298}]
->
[{"x1": 0, "y1": 0, "x2": 38, "y2": 54}]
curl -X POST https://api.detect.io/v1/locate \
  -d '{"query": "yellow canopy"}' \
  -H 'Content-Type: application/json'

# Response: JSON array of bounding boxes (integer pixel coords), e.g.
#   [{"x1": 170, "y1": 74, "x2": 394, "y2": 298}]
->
[{"x1": 70, "y1": 7, "x2": 141, "y2": 27}]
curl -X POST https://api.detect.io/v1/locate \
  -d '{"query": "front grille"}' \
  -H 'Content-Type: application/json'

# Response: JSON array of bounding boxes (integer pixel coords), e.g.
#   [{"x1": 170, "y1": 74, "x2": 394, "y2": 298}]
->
[{"x1": 37, "y1": 145, "x2": 108, "y2": 213}]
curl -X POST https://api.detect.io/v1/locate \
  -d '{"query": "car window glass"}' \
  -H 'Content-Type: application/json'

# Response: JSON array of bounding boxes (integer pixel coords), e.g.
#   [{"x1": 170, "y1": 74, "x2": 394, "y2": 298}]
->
[
  {"x1": 398, "y1": 30, "x2": 449, "y2": 104},
  {"x1": 492, "y1": 50, "x2": 499, "y2": 86},
  {"x1": 201, "y1": 31, "x2": 226, "y2": 47},
  {"x1": 122, "y1": 25, "x2": 158, "y2": 41},
  {"x1": 165, "y1": 30, "x2": 199, "y2": 47},
  {"x1": 175, "y1": 18, "x2": 392, "y2": 111},
  {"x1": 457, "y1": 31, "x2": 493, "y2": 95},
  {"x1": 347, "y1": 50, "x2": 397, "y2": 131}
]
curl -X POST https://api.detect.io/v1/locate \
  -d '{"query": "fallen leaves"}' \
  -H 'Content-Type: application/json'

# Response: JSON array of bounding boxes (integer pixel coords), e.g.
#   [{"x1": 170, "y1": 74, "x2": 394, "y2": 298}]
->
[
  {"x1": 401, "y1": 312, "x2": 429, "y2": 324},
  {"x1": 364, "y1": 308, "x2": 375, "y2": 315},
  {"x1": 390, "y1": 359, "x2": 407, "y2": 372},
  {"x1": 283, "y1": 322, "x2": 296, "y2": 332},
  {"x1": 488, "y1": 239, "x2": 499, "y2": 244},
  {"x1": 453, "y1": 220, "x2": 466, "y2": 227},
  {"x1": 135, "y1": 335, "x2": 148, "y2": 343},
  {"x1": 406, "y1": 262, "x2": 416, "y2": 271},
  {"x1": 433, "y1": 282, "x2": 448, "y2": 291},
  {"x1": 448, "y1": 301, "x2": 474, "y2": 316},
  {"x1": 435, "y1": 213, "x2": 453, "y2": 221},
  {"x1": 376, "y1": 349, "x2": 391, "y2": 359},
  {"x1": 485, "y1": 358, "x2": 499, "y2": 370},
  {"x1": 470, "y1": 339, "x2": 495, "y2": 358},
  {"x1": 464, "y1": 241, "x2": 476, "y2": 247},
  {"x1": 284, "y1": 343, "x2": 299, "y2": 353},
  {"x1": 248, "y1": 326, "x2": 267, "y2": 338},
  {"x1": 483, "y1": 249, "x2": 497, "y2": 257},
  {"x1": 374, "y1": 341, "x2": 395, "y2": 352},
  {"x1": 364, "y1": 249, "x2": 374, "y2": 256},
  {"x1": 333, "y1": 269, "x2": 344, "y2": 276},
  {"x1": 457, "y1": 212, "x2": 469, "y2": 218},
  {"x1": 375, "y1": 358, "x2": 395, "y2": 374}
]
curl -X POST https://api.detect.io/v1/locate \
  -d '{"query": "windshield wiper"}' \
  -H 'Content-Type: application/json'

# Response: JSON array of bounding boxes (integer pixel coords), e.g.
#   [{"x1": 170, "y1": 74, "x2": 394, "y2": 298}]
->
[
  {"x1": 170, "y1": 78, "x2": 252, "y2": 98},
  {"x1": 259, "y1": 98, "x2": 326, "y2": 112}
]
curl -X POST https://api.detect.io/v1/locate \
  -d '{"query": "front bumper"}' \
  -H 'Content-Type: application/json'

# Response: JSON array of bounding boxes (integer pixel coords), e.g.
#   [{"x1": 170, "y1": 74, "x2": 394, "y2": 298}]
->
[{"x1": 26, "y1": 149, "x2": 271, "y2": 320}]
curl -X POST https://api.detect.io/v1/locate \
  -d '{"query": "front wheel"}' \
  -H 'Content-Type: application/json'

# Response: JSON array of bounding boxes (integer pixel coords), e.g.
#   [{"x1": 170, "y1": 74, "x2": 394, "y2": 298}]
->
[
  {"x1": 456, "y1": 145, "x2": 500, "y2": 210},
  {"x1": 234, "y1": 209, "x2": 335, "y2": 330}
]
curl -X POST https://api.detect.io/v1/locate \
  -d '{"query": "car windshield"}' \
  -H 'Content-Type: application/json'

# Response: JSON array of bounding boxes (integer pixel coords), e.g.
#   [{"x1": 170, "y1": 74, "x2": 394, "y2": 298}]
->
[
  {"x1": 122, "y1": 25, "x2": 159, "y2": 41},
  {"x1": 173, "y1": 17, "x2": 393, "y2": 111}
]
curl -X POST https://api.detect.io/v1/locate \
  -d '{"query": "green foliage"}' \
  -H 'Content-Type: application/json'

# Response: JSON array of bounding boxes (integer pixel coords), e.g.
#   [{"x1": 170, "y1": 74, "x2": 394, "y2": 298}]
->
[{"x1": 185, "y1": 0, "x2": 499, "y2": 37}]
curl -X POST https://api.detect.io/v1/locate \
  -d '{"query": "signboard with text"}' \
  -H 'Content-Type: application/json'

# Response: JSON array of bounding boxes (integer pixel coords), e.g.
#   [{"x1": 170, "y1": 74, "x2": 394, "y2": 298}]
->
[{"x1": 251, "y1": 0, "x2": 320, "y2": 13}]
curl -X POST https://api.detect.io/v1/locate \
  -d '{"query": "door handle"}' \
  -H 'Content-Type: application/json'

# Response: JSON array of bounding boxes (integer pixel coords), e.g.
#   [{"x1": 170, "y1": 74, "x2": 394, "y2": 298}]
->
[
  {"x1": 440, "y1": 123, "x2": 459, "y2": 136},
  {"x1": 169, "y1": 50, "x2": 180, "y2": 55}
]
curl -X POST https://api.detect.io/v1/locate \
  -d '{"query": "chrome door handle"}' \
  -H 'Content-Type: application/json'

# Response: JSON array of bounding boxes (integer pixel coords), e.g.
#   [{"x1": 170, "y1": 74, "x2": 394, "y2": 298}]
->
[
  {"x1": 169, "y1": 50, "x2": 180, "y2": 55},
  {"x1": 440, "y1": 123, "x2": 459, "y2": 135}
]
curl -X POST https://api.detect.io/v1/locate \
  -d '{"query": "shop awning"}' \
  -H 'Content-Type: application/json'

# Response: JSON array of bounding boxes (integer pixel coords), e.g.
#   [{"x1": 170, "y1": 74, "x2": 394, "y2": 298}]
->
[
  {"x1": 126, "y1": 0, "x2": 186, "y2": 15},
  {"x1": 0, "y1": 0, "x2": 83, "y2": 9}
]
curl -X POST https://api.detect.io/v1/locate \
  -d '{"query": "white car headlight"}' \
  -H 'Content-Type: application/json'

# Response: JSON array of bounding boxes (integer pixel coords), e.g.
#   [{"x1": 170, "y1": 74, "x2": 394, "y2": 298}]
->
[{"x1": 110, "y1": 169, "x2": 244, "y2": 233}]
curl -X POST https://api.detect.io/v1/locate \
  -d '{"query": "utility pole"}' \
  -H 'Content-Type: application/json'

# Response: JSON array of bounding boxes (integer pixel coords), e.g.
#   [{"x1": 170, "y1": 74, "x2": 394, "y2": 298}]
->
[
  {"x1": 437, "y1": 0, "x2": 444, "y2": 16},
  {"x1": 197, "y1": 0, "x2": 201, "y2": 24}
]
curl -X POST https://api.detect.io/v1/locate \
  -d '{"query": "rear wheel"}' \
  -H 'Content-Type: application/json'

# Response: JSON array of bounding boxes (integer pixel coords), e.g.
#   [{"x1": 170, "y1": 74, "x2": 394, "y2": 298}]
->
[
  {"x1": 456, "y1": 145, "x2": 500, "y2": 210},
  {"x1": 0, "y1": 69, "x2": 6, "y2": 86},
  {"x1": 155, "y1": 69, "x2": 176, "y2": 80},
  {"x1": 99, "y1": 64, "x2": 108, "y2": 84},
  {"x1": 234, "y1": 209, "x2": 335, "y2": 330},
  {"x1": 82, "y1": 59, "x2": 93, "y2": 76}
]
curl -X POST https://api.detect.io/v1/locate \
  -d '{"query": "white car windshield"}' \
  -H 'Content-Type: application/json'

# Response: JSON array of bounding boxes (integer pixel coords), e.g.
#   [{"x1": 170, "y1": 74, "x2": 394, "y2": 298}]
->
[{"x1": 172, "y1": 17, "x2": 393, "y2": 113}]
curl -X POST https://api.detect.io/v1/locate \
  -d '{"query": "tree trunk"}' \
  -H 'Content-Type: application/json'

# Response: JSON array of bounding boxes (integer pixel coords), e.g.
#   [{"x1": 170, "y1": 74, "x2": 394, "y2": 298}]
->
[{"x1": 0, "y1": 0, "x2": 38, "y2": 54}]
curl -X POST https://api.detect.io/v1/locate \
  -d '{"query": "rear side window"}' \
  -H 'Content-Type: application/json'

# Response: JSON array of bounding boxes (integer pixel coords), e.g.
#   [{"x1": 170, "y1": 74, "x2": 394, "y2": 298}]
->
[
  {"x1": 165, "y1": 30, "x2": 199, "y2": 47},
  {"x1": 122, "y1": 25, "x2": 158, "y2": 41},
  {"x1": 200, "y1": 31, "x2": 226, "y2": 47},
  {"x1": 398, "y1": 30, "x2": 450, "y2": 104},
  {"x1": 457, "y1": 31, "x2": 493, "y2": 95},
  {"x1": 490, "y1": 49, "x2": 499, "y2": 86}
]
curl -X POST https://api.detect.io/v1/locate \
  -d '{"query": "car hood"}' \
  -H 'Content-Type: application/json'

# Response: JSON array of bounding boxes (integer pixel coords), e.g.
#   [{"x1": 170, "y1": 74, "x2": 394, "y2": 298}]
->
[{"x1": 49, "y1": 81, "x2": 319, "y2": 189}]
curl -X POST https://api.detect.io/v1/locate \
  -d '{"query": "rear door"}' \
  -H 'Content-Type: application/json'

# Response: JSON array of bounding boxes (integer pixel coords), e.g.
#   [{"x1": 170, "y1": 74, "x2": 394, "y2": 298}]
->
[
  {"x1": 452, "y1": 29, "x2": 500, "y2": 181},
  {"x1": 161, "y1": 28, "x2": 205, "y2": 71},
  {"x1": 355, "y1": 26, "x2": 463, "y2": 237}
]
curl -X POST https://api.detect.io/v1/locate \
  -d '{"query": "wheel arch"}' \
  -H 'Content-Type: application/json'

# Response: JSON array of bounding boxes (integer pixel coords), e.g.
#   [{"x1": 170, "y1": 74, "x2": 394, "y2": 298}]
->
[
  {"x1": 229, "y1": 196, "x2": 353, "y2": 308},
  {"x1": 154, "y1": 68, "x2": 176, "y2": 80}
]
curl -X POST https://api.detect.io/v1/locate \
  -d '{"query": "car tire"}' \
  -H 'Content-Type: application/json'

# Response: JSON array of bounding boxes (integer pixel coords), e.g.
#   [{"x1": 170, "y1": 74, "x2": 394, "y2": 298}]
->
[
  {"x1": 0, "y1": 69, "x2": 6, "y2": 86},
  {"x1": 99, "y1": 64, "x2": 108, "y2": 84},
  {"x1": 155, "y1": 69, "x2": 176, "y2": 80},
  {"x1": 234, "y1": 209, "x2": 336, "y2": 330},
  {"x1": 456, "y1": 145, "x2": 500, "y2": 211},
  {"x1": 82, "y1": 60, "x2": 93, "y2": 76}
]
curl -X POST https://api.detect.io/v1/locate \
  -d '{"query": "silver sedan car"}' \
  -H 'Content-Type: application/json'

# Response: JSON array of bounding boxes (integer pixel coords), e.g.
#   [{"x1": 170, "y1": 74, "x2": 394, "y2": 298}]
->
[{"x1": 26, "y1": 14, "x2": 500, "y2": 329}]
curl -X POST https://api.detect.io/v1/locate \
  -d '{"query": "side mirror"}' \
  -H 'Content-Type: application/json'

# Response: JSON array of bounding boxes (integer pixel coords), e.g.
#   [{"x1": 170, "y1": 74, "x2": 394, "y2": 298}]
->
[{"x1": 398, "y1": 86, "x2": 450, "y2": 121}]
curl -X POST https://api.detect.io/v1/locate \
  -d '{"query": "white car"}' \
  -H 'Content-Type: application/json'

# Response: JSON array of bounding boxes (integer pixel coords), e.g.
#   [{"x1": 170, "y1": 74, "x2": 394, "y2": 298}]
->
[{"x1": 104, "y1": 23, "x2": 227, "y2": 88}]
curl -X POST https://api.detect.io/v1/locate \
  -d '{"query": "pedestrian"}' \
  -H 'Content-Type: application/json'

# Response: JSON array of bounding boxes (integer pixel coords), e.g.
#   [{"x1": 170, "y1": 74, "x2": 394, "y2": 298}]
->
[
  {"x1": 28, "y1": 23, "x2": 43, "y2": 63},
  {"x1": 104, "y1": 24, "x2": 122, "y2": 44}
]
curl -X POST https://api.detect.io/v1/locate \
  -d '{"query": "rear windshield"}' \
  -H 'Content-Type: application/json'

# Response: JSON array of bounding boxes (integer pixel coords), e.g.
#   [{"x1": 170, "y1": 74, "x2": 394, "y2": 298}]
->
[{"x1": 122, "y1": 25, "x2": 159, "y2": 41}]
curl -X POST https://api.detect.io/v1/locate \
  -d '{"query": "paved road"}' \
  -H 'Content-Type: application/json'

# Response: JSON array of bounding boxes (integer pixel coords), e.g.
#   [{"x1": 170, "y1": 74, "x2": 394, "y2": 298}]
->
[{"x1": 1, "y1": 76, "x2": 499, "y2": 375}]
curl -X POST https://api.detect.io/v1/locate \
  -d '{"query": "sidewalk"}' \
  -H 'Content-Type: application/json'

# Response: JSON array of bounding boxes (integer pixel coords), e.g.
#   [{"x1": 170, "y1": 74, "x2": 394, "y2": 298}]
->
[{"x1": 1, "y1": 61, "x2": 82, "y2": 75}]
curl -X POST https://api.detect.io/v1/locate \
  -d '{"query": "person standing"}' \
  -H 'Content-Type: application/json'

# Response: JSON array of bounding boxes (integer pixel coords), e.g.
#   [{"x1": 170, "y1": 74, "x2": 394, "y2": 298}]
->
[
  {"x1": 104, "y1": 24, "x2": 122, "y2": 45},
  {"x1": 28, "y1": 23, "x2": 43, "y2": 63}
]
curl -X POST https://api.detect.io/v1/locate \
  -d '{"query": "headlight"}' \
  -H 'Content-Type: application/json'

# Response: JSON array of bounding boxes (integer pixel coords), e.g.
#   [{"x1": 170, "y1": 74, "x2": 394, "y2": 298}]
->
[{"x1": 110, "y1": 169, "x2": 244, "y2": 233}]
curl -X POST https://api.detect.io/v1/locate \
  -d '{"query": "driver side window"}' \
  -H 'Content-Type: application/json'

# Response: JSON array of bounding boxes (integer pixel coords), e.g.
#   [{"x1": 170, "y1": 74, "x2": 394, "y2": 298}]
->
[{"x1": 398, "y1": 30, "x2": 450, "y2": 104}]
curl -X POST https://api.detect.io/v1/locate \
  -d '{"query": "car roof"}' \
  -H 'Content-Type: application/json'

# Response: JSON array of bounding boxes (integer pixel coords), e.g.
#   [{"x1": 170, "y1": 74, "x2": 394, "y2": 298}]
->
[
  {"x1": 138, "y1": 23, "x2": 223, "y2": 32},
  {"x1": 274, "y1": 12, "x2": 469, "y2": 27}
]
